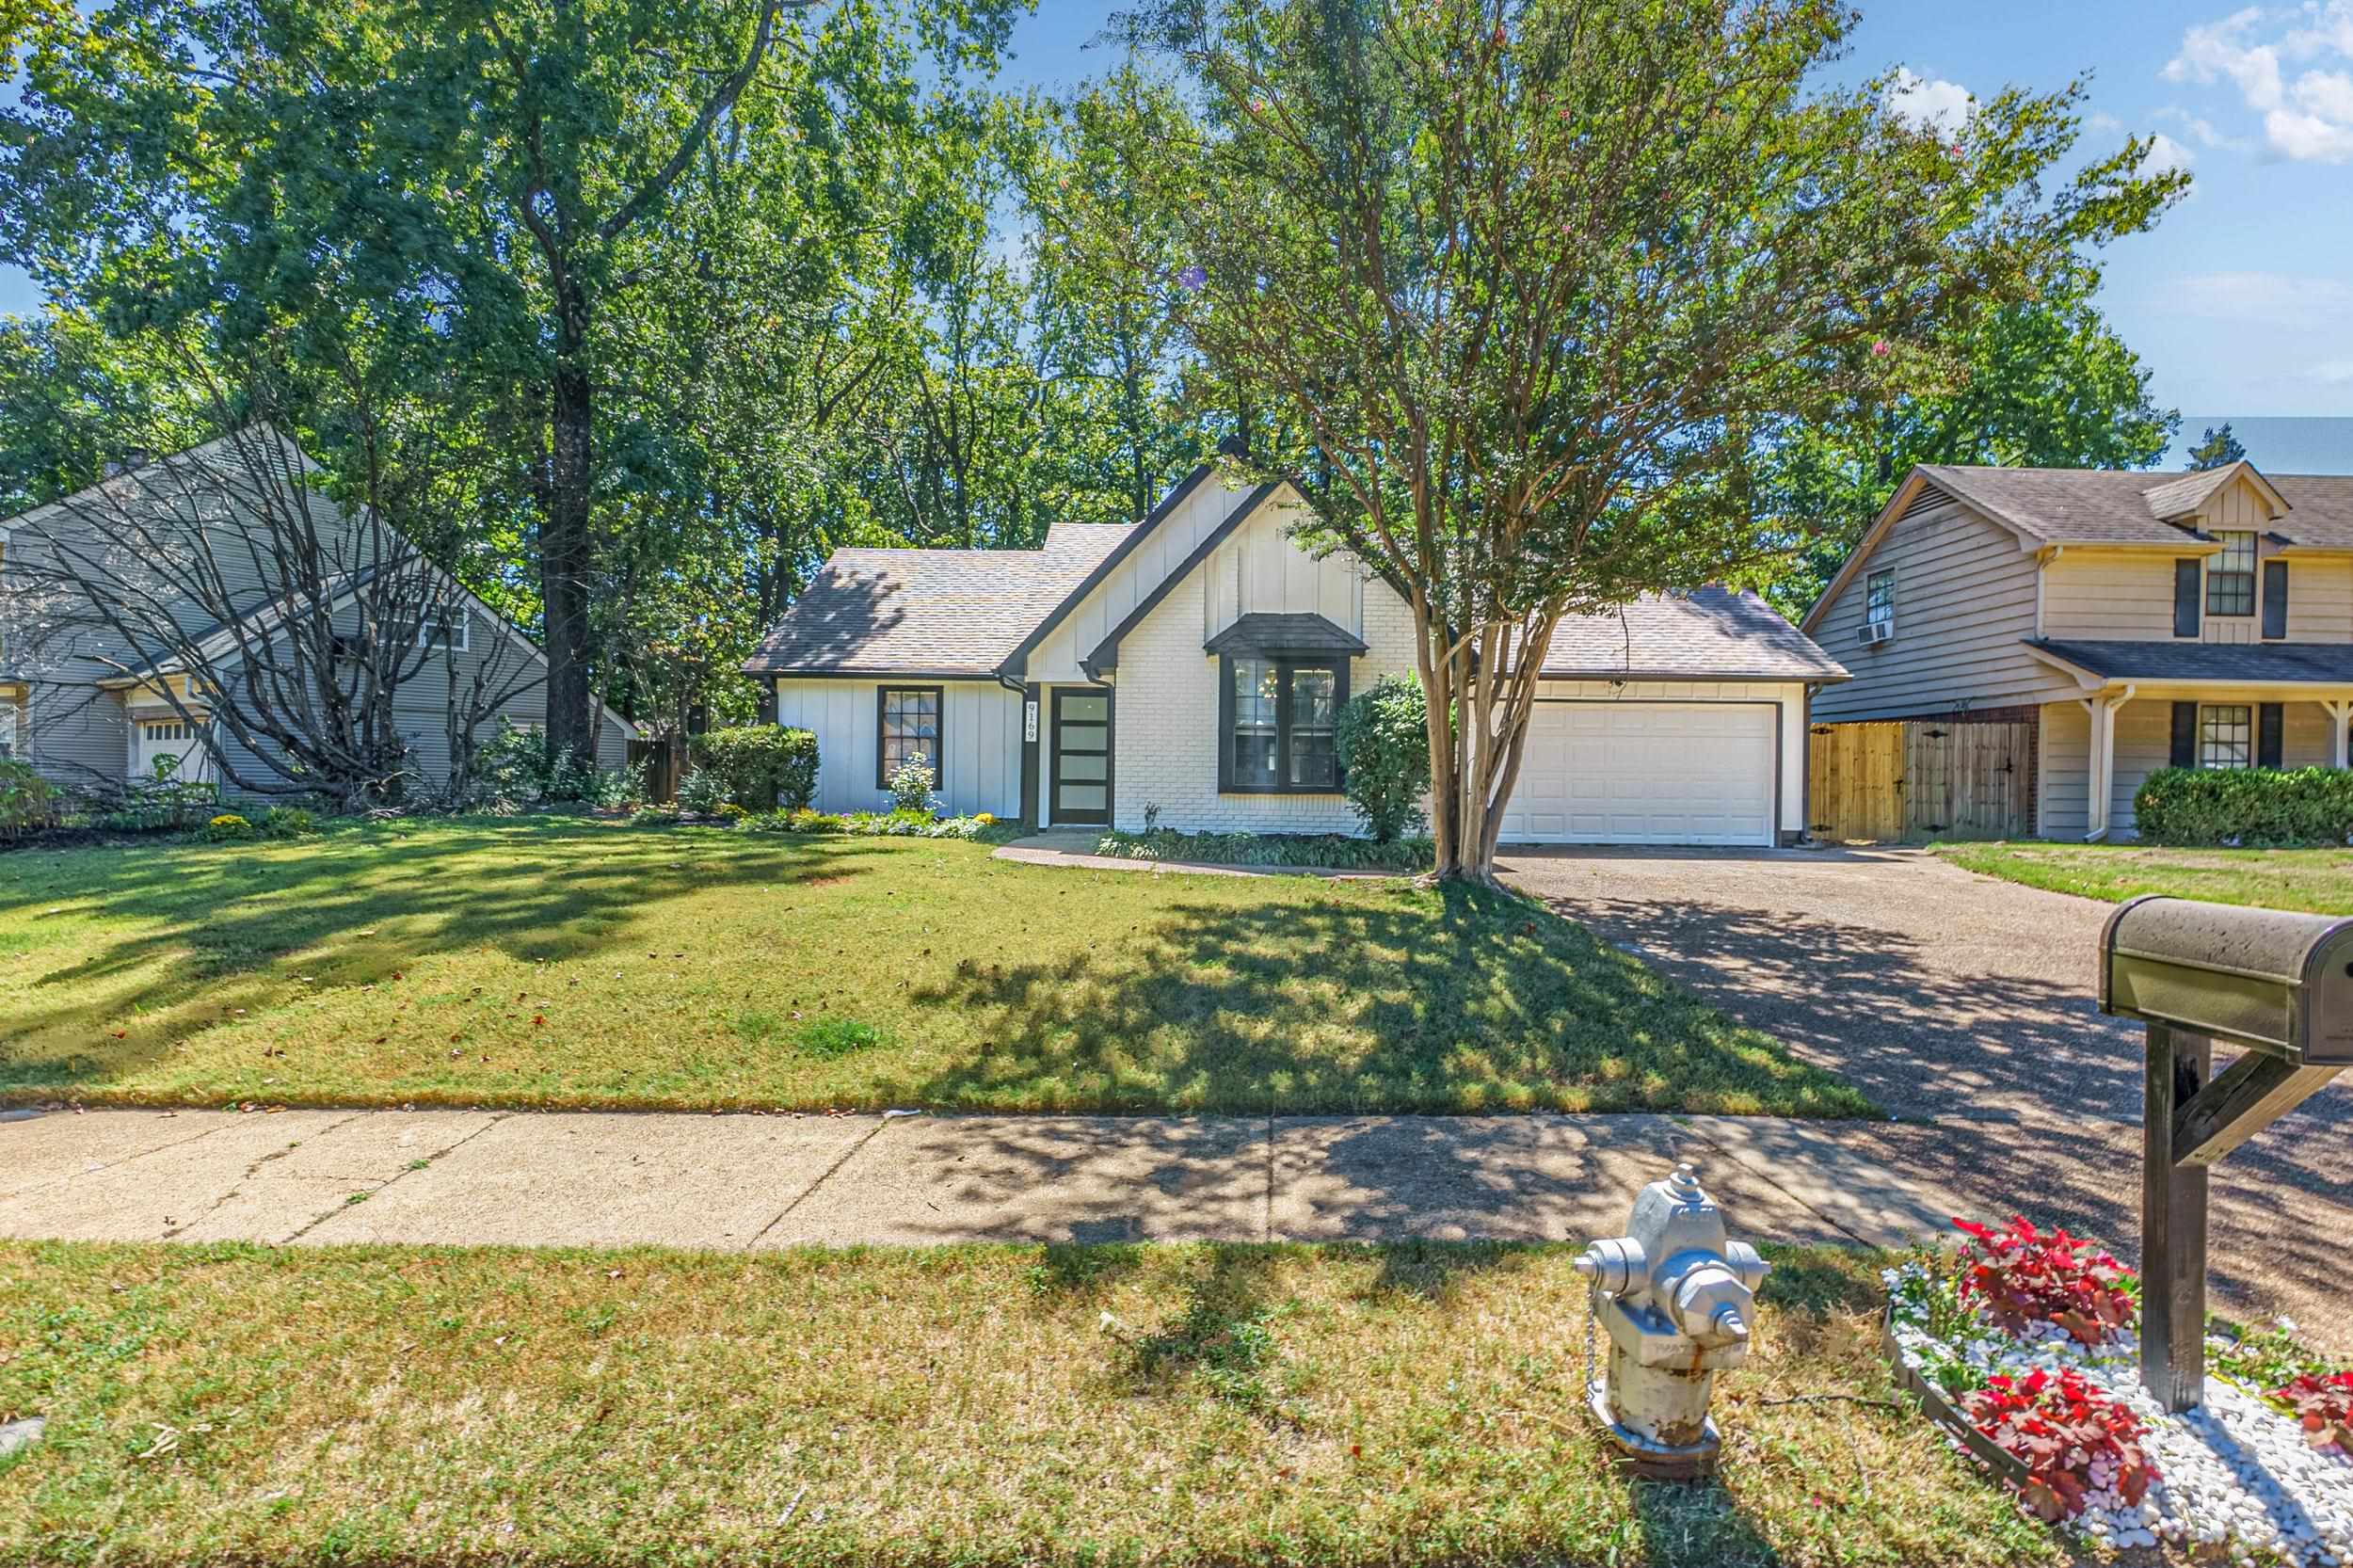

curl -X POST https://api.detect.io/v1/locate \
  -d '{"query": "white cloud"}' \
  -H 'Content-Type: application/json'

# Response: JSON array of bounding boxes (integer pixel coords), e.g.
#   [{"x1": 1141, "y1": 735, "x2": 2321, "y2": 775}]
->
[
  {"x1": 2316, "y1": 359, "x2": 2353, "y2": 384},
  {"x1": 2178, "y1": 270, "x2": 2353, "y2": 324},
  {"x1": 2155, "y1": 104, "x2": 2258, "y2": 152},
  {"x1": 2144, "y1": 131, "x2": 2199, "y2": 175},
  {"x1": 2165, "y1": 2, "x2": 2353, "y2": 162},
  {"x1": 1885, "y1": 68, "x2": 1974, "y2": 136}
]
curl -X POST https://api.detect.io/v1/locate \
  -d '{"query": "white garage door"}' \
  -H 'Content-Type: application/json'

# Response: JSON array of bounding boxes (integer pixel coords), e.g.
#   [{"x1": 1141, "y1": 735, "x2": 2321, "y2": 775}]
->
[{"x1": 1499, "y1": 702, "x2": 1775, "y2": 846}]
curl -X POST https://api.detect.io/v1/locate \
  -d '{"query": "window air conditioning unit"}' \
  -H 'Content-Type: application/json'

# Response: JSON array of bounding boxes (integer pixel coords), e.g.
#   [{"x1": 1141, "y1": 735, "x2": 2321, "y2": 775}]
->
[{"x1": 1857, "y1": 619, "x2": 1894, "y2": 646}]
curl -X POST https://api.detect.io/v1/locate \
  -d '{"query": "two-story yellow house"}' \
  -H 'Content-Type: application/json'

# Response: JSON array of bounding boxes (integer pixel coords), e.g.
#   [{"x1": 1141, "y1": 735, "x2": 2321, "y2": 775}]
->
[{"x1": 1803, "y1": 460, "x2": 2353, "y2": 840}]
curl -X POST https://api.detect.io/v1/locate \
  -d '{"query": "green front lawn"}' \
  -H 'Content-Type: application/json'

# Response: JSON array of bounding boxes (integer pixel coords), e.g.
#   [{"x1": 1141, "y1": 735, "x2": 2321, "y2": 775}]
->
[
  {"x1": 1938, "y1": 840, "x2": 2353, "y2": 915},
  {"x1": 0, "y1": 1239, "x2": 2048, "y2": 1568},
  {"x1": 0, "y1": 819, "x2": 1870, "y2": 1116}
]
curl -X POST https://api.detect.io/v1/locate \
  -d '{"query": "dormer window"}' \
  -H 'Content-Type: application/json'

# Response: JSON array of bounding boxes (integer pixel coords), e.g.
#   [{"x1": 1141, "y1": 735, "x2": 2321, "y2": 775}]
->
[{"x1": 2207, "y1": 532, "x2": 2256, "y2": 616}]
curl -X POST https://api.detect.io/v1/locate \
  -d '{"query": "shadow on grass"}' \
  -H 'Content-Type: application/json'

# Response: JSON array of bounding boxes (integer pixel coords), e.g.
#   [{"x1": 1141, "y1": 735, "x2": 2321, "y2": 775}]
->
[
  {"x1": 0, "y1": 819, "x2": 888, "y2": 1094},
  {"x1": 899, "y1": 878, "x2": 1869, "y2": 1118}
]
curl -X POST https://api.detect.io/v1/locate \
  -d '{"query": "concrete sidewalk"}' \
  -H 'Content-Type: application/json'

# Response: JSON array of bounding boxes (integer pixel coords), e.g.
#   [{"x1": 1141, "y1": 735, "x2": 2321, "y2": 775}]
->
[{"x1": 0, "y1": 1106, "x2": 1958, "y2": 1253}]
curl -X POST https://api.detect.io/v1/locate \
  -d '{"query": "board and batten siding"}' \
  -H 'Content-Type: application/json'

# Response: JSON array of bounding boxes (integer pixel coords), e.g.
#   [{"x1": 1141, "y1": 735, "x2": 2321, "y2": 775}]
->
[
  {"x1": 1810, "y1": 491, "x2": 2064, "y2": 721},
  {"x1": 1024, "y1": 474, "x2": 1260, "y2": 685},
  {"x1": 1199, "y1": 493, "x2": 1367, "y2": 641},
  {"x1": 773, "y1": 677, "x2": 1023, "y2": 819},
  {"x1": 2039, "y1": 695, "x2": 2340, "y2": 839}
]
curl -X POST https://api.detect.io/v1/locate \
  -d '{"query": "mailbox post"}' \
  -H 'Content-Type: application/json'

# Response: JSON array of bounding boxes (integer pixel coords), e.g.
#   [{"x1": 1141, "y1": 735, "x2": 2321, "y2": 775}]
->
[{"x1": 2100, "y1": 896, "x2": 2353, "y2": 1411}]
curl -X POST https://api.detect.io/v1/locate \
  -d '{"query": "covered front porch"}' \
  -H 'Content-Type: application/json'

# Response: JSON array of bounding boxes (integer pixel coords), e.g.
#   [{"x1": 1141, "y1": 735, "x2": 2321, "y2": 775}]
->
[{"x1": 2028, "y1": 640, "x2": 2353, "y2": 840}]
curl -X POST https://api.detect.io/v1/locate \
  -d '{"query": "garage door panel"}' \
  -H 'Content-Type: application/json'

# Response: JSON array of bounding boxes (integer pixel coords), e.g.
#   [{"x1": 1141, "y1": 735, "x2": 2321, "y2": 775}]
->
[{"x1": 1500, "y1": 702, "x2": 1773, "y2": 847}]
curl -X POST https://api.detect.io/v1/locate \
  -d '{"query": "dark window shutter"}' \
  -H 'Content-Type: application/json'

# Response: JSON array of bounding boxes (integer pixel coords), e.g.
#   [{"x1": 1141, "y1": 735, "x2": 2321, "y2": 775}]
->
[
  {"x1": 2263, "y1": 559, "x2": 2288, "y2": 638},
  {"x1": 2169, "y1": 701, "x2": 2198, "y2": 768},
  {"x1": 2259, "y1": 703, "x2": 2284, "y2": 769},
  {"x1": 2173, "y1": 560, "x2": 2201, "y2": 637}
]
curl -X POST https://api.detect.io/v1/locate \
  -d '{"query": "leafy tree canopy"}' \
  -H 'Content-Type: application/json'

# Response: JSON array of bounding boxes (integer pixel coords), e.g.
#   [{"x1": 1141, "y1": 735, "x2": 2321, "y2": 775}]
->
[{"x1": 1088, "y1": 0, "x2": 2187, "y2": 877}]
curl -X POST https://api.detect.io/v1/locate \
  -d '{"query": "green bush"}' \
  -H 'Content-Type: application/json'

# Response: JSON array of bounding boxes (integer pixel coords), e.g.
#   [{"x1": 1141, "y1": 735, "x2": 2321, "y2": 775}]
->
[
  {"x1": 261, "y1": 806, "x2": 319, "y2": 838},
  {"x1": 1335, "y1": 675, "x2": 1433, "y2": 842},
  {"x1": 688, "y1": 727, "x2": 819, "y2": 811},
  {"x1": 676, "y1": 768, "x2": 733, "y2": 815},
  {"x1": 1094, "y1": 828, "x2": 1433, "y2": 872},
  {"x1": 2133, "y1": 766, "x2": 2353, "y2": 846},
  {"x1": 0, "y1": 760, "x2": 58, "y2": 840}
]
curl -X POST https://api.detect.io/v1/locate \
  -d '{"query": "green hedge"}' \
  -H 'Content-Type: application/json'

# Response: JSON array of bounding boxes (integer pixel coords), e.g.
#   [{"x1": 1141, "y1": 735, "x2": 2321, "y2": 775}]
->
[
  {"x1": 687, "y1": 727, "x2": 819, "y2": 810},
  {"x1": 2133, "y1": 766, "x2": 2353, "y2": 846}
]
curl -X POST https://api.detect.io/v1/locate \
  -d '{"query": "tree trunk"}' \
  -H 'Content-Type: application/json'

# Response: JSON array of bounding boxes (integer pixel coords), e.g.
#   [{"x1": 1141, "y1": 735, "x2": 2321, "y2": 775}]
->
[
  {"x1": 1411, "y1": 594, "x2": 1558, "y2": 887},
  {"x1": 542, "y1": 333, "x2": 597, "y2": 764}
]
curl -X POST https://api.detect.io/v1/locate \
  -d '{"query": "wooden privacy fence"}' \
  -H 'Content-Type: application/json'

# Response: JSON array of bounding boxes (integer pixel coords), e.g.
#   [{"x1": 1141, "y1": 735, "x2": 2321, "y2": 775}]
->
[{"x1": 1808, "y1": 719, "x2": 2031, "y2": 842}]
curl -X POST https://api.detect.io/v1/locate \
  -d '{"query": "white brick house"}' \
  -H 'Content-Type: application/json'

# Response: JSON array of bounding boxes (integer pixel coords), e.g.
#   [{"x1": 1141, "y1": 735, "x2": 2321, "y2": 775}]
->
[{"x1": 744, "y1": 467, "x2": 1849, "y2": 845}]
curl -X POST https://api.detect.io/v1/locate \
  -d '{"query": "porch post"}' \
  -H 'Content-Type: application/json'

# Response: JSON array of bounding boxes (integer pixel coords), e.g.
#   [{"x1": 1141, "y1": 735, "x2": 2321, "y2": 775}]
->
[
  {"x1": 2081, "y1": 696, "x2": 2116, "y2": 840},
  {"x1": 2326, "y1": 699, "x2": 2352, "y2": 770}
]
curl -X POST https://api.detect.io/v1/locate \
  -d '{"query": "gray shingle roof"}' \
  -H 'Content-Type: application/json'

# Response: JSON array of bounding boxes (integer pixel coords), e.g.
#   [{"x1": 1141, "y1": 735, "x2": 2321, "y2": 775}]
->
[
  {"x1": 1539, "y1": 586, "x2": 1850, "y2": 681},
  {"x1": 2028, "y1": 640, "x2": 2353, "y2": 685},
  {"x1": 1921, "y1": 466, "x2": 2353, "y2": 548},
  {"x1": 744, "y1": 522, "x2": 1137, "y2": 677},
  {"x1": 1202, "y1": 612, "x2": 1368, "y2": 657}
]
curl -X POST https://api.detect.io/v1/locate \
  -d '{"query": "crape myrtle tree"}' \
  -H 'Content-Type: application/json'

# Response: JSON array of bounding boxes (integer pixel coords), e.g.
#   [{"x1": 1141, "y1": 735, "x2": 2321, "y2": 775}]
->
[{"x1": 1097, "y1": 0, "x2": 2187, "y2": 882}]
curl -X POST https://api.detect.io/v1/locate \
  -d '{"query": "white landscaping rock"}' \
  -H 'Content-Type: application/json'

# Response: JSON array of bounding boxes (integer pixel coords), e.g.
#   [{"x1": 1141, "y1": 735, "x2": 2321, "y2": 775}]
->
[
  {"x1": 1886, "y1": 1264, "x2": 2353, "y2": 1568},
  {"x1": 0, "y1": 1416, "x2": 42, "y2": 1458}
]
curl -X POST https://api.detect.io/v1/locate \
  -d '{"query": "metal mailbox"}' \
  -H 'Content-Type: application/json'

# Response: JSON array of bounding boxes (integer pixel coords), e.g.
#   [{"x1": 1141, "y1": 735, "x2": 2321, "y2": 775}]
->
[
  {"x1": 2100, "y1": 894, "x2": 2353, "y2": 1065},
  {"x1": 2096, "y1": 893, "x2": 2351, "y2": 1415}
]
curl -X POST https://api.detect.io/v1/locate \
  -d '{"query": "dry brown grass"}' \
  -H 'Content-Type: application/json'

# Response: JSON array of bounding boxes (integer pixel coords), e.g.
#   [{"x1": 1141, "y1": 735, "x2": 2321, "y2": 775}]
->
[{"x1": 0, "y1": 1240, "x2": 2053, "y2": 1567}]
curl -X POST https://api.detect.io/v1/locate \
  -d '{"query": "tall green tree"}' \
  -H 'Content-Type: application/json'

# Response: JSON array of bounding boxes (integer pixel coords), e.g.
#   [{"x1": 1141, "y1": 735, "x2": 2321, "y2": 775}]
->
[
  {"x1": 1093, "y1": 0, "x2": 2186, "y2": 881},
  {"x1": 2189, "y1": 422, "x2": 2248, "y2": 470},
  {"x1": 1763, "y1": 268, "x2": 2178, "y2": 616},
  {"x1": 2, "y1": 0, "x2": 1019, "y2": 759}
]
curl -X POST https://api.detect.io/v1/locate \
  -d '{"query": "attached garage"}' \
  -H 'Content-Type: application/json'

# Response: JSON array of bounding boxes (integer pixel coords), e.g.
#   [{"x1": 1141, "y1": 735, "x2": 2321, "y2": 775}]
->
[{"x1": 1501, "y1": 700, "x2": 1778, "y2": 846}]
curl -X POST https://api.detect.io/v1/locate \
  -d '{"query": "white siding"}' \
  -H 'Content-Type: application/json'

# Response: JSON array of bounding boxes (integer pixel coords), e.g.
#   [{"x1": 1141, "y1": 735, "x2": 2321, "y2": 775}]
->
[
  {"x1": 1095, "y1": 523, "x2": 1810, "y2": 840},
  {"x1": 774, "y1": 677, "x2": 1023, "y2": 818},
  {"x1": 1199, "y1": 495, "x2": 1366, "y2": 641},
  {"x1": 1025, "y1": 474, "x2": 1258, "y2": 683},
  {"x1": 1810, "y1": 491, "x2": 2066, "y2": 721},
  {"x1": 1100, "y1": 568, "x2": 1417, "y2": 834}
]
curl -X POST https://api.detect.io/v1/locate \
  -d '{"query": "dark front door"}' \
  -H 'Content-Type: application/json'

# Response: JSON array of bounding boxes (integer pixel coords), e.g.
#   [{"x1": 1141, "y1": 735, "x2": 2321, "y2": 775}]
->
[{"x1": 1051, "y1": 688, "x2": 1112, "y2": 825}]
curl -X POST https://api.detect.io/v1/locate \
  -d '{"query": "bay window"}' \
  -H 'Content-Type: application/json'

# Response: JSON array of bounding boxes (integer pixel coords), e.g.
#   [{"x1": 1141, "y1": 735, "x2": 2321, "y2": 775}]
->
[{"x1": 1220, "y1": 655, "x2": 1347, "y2": 792}]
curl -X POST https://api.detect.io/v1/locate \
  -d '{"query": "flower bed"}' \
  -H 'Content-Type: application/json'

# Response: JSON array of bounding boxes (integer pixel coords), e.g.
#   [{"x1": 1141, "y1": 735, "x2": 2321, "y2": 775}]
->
[
  {"x1": 1888, "y1": 1221, "x2": 2353, "y2": 1563},
  {"x1": 1092, "y1": 828, "x2": 1433, "y2": 872}
]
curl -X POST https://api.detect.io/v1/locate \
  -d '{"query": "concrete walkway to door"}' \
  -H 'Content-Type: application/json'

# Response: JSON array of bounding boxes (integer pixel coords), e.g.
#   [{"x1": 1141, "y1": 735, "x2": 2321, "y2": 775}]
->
[{"x1": 1, "y1": 1104, "x2": 1954, "y2": 1254}]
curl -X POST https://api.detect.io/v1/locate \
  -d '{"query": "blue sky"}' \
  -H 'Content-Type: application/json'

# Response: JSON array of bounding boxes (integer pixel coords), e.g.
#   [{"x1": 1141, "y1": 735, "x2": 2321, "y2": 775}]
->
[{"x1": 9, "y1": 0, "x2": 2353, "y2": 459}]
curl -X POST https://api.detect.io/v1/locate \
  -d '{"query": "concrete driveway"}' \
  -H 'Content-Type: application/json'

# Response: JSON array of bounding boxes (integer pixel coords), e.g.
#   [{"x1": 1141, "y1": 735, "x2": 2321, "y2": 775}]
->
[{"x1": 1500, "y1": 844, "x2": 2353, "y2": 1351}]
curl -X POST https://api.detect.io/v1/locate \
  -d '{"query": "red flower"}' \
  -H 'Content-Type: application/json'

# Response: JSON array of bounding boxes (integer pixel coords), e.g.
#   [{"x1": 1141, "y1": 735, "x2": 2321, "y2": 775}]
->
[{"x1": 1951, "y1": 1216, "x2": 2137, "y2": 1346}]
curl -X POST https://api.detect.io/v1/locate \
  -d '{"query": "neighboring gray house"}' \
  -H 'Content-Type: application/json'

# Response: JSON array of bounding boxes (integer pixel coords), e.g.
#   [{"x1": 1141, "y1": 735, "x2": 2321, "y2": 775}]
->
[
  {"x1": 1803, "y1": 461, "x2": 2353, "y2": 840},
  {"x1": 746, "y1": 465, "x2": 1849, "y2": 845},
  {"x1": 0, "y1": 435, "x2": 631, "y2": 799}
]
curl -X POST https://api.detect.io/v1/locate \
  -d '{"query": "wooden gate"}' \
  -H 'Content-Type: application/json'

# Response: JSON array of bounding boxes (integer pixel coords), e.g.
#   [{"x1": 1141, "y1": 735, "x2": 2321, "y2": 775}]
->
[{"x1": 1808, "y1": 719, "x2": 2031, "y2": 842}]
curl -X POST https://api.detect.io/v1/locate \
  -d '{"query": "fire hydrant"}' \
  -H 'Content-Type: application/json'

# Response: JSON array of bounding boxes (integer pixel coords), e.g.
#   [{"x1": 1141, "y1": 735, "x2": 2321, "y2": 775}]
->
[{"x1": 1573, "y1": 1161, "x2": 1768, "y2": 1478}]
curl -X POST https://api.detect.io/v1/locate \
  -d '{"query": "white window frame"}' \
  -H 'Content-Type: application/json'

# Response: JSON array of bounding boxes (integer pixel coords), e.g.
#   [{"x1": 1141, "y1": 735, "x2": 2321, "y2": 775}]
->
[
  {"x1": 416, "y1": 607, "x2": 471, "y2": 653},
  {"x1": 0, "y1": 698, "x2": 19, "y2": 761},
  {"x1": 2198, "y1": 703, "x2": 2253, "y2": 770},
  {"x1": 1865, "y1": 568, "x2": 1897, "y2": 635},
  {"x1": 2207, "y1": 532, "x2": 2257, "y2": 617}
]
